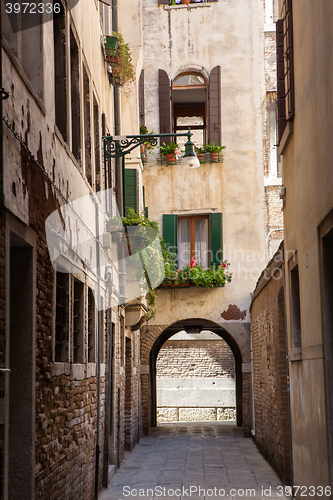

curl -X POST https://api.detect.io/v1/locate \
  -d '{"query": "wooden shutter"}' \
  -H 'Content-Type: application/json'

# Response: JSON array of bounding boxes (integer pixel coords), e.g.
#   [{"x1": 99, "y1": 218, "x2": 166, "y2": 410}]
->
[
  {"x1": 282, "y1": 0, "x2": 295, "y2": 120},
  {"x1": 159, "y1": 69, "x2": 172, "y2": 146},
  {"x1": 208, "y1": 66, "x2": 221, "y2": 146},
  {"x1": 139, "y1": 70, "x2": 145, "y2": 127},
  {"x1": 209, "y1": 213, "x2": 223, "y2": 267},
  {"x1": 124, "y1": 169, "x2": 138, "y2": 213},
  {"x1": 163, "y1": 214, "x2": 177, "y2": 255},
  {"x1": 277, "y1": 19, "x2": 287, "y2": 143}
]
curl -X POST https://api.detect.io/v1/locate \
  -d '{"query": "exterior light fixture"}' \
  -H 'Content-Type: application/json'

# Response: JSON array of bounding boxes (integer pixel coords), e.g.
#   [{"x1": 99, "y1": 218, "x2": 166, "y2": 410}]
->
[
  {"x1": 103, "y1": 127, "x2": 200, "y2": 167},
  {"x1": 185, "y1": 326, "x2": 203, "y2": 334},
  {"x1": 181, "y1": 131, "x2": 200, "y2": 169},
  {"x1": 103, "y1": 127, "x2": 201, "y2": 213}
]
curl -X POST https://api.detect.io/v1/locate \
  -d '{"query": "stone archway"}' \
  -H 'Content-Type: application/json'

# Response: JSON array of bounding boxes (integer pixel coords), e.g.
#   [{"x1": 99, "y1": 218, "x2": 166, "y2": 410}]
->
[{"x1": 140, "y1": 318, "x2": 251, "y2": 437}]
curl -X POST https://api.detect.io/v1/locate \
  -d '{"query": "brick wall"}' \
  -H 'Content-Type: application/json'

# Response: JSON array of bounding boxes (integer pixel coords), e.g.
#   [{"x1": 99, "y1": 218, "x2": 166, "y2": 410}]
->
[
  {"x1": 157, "y1": 339, "x2": 235, "y2": 378},
  {"x1": 35, "y1": 231, "x2": 107, "y2": 499},
  {"x1": 251, "y1": 246, "x2": 292, "y2": 484},
  {"x1": 156, "y1": 339, "x2": 236, "y2": 422},
  {"x1": 124, "y1": 332, "x2": 140, "y2": 451}
]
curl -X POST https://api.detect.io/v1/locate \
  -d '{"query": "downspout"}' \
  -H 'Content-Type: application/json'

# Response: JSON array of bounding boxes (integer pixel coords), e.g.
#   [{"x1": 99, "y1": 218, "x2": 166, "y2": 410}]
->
[
  {"x1": 112, "y1": 0, "x2": 123, "y2": 217},
  {"x1": 91, "y1": 194, "x2": 102, "y2": 500},
  {"x1": 282, "y1": 246, "x2": 294, "y2": 488}
]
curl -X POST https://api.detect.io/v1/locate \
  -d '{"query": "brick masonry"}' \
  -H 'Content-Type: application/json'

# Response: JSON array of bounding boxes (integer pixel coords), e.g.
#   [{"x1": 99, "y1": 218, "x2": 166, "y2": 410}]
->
[
  {"x1": 250, "y1": 246, "x2": 292, "y2": 484},
  {"x1": 156, "y1": 339, "x2": 235, "y2": 378},
  {"x1": 156, "y1": 339, "x2": 236, "y2": 422}
]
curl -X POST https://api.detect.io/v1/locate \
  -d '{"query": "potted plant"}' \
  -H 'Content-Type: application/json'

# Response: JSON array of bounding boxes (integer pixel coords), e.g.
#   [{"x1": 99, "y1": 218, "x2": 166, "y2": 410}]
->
[
  {"x1": 104, "y1": 35, "x2": 119, "y2": 64},
  {"x1": 159, "y1": 142, "x2": 180, "y2": 165},
  {"x1": 196, "y1": 146, "x2": 206, "y2": 164},
  {"x1": 205, "y1": 142, "x2": 226, "y2": 163},
  {"x1": 140, "y1": 125, "x2": 156, "y2": 163},
  {"x1": 106, "y1": 216, "x2": 122, "y2": 232},
  {"x1": 182, "y1": 0, "x2": 190, "y2": 4},
  {"x1": 107, "y1": 32, "x2": 135, "y2": 87}
]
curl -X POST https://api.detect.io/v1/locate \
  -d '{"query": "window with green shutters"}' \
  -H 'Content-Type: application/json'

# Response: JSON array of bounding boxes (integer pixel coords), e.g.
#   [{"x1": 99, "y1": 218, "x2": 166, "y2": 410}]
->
[
  {"x1": 163, "y1": 213, "x2": 223, "y2": 268},
  {"x1": 124, "y1": 168, "x2": 138, "y2": 213}
]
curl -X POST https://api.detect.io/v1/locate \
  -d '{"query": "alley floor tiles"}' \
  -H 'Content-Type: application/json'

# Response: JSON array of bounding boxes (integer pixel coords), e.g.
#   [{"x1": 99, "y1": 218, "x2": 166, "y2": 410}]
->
[{"x1": 99, "y1": 422, "x2": 289, "y2": 500}]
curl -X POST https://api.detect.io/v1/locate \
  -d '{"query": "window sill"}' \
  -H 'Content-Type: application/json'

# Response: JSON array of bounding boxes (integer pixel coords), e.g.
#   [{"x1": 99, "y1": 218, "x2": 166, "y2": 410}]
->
[
  {"x1": 288, "y1": 347, "x2": 302, "y2": 362},
  {"x1": 156, "y1": 153, "x2": 223, "y2": 166},
  {"x1": 163, "y1": 2, "x2": 211, "y2": 10},
  {"x1": 279, "y1": 120, "x2": 293, "y2": 155},
  {"x1": 159, "y1": 282, "x2": 226, "y2": 289}
]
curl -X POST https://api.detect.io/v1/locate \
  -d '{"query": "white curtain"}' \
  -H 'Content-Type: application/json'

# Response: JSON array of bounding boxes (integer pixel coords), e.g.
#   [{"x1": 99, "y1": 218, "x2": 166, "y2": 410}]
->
[
  {"x1": 195, "y1": 219, "x2": 209, "y2": 269},
  {"x1": 178, "y1": 219, "x2": 190, "y2": 268}
]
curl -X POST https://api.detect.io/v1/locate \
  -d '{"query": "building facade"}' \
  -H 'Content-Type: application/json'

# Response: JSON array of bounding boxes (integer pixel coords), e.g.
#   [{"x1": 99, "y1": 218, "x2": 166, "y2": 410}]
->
[
  {"x1": 250, "y1": 243, "x2": 292, "y2": 485},
  {"x1": 140, "y1": 0, "x2": 267, "y2": 437},
  {"x1": 276, "y1": 0, "x2": 333, "y2": 494},
  {"x1": 0, "y1": 0, "x2": 147, "y2": 496}
]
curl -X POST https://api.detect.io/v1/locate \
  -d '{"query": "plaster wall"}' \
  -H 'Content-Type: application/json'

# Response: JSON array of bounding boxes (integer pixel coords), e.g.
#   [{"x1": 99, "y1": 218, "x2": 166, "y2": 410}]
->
[
  {"x1": 278, "y1": 0, "x2": 333, "y2": 491},
  {"x1": 141, "y1": 0, "x2": 267, "y2": 327}
]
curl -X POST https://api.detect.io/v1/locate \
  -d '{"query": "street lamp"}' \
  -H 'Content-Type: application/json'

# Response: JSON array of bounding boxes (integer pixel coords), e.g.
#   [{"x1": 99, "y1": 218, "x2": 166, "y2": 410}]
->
[{"x1": 103, "y1": 127, "x2": 200, "y2": 169}]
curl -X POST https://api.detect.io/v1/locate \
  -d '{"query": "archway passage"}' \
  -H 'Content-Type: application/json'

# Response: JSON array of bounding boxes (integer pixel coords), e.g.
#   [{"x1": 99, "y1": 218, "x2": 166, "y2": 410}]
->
[
  {"x1": 156, "y1": 331, "x2": 236, "y2": 423},
  {"x1": 144, "y1": 319, "x2": 244, "y2": 435}
]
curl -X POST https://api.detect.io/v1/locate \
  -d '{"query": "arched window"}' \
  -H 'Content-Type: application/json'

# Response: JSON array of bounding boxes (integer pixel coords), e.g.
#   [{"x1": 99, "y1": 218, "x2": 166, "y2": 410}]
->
[
  {"x1": 172, "y1": 72, "x2": 207, "y2": 147},
  {"x1": 158, "y1": 67, "x2": 221, "y2": 147}
]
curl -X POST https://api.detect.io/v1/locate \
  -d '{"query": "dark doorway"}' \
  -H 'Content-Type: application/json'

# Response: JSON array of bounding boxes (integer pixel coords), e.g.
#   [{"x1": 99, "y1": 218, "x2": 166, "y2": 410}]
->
[
  {"x1": 8, "y1": 232, "x2": 35, "y2": 499},
  {"x1": 322, "y1": 225, "x2": 333, "y2": 486}
]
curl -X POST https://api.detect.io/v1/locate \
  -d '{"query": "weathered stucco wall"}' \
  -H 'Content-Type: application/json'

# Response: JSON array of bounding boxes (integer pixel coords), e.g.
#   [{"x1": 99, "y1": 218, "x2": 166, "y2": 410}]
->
[{"x1": 278, "y1": 0, "x2": 333, "y2": 493}]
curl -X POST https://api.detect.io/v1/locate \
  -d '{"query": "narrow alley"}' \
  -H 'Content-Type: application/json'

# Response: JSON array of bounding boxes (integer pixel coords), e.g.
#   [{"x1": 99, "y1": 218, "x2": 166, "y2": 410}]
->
[{"x1": 99, "y1": 423, "x2": 289, "y2": 500}]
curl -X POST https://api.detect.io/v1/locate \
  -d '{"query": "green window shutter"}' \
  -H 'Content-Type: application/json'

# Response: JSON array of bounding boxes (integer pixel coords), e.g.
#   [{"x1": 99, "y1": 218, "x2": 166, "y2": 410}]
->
[
  {"x1": 163, "y1": 214, "x2": 177, "y2": 255},
  {"x1": 209, "y1": 213, "x2": 223, "y2": 267},
  {"x1": 124, "y1": 169, "x2": 138, "y2": 213}
]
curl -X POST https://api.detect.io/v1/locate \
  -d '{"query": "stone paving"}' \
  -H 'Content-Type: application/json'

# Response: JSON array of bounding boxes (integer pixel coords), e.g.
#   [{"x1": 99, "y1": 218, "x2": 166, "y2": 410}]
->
[{"x1": 99, "y1": 422, "x2": 289, "y2": 500}]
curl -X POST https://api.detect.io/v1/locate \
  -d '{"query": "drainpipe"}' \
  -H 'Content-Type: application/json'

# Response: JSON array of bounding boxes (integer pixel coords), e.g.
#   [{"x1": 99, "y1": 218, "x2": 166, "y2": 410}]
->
[
  {"x1": 282, "y1": 246, "x2": 294, "y2": 489},
  {"x1": 91, "y1": 193, "x2": 102, "y2": 500},
  {"x1": 112, "y1": 0, "x2": 123, "y2": 217}
]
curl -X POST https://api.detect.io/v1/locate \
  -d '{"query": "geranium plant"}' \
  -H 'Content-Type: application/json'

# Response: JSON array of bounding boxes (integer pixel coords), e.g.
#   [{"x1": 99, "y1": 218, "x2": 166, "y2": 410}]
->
[
  {"x1": 140, "y1": 125, "x2": 156, "y2": 153},
  {"x1": 161, "y1": 256, "x2": 232, "y2": 288},
  {"x1": 109, "y1": 32, "x2": 135, "y2": 87}
]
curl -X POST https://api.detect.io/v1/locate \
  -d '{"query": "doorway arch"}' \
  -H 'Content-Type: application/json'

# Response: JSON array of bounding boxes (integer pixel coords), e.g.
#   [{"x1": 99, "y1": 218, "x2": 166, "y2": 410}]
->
[{"x1": 146, "y1": 319, "x2": 243, "y2": 432}]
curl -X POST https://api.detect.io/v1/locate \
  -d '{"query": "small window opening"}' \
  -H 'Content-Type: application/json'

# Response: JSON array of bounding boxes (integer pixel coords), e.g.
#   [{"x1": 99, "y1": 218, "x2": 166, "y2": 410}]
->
[
  {"x1": 88, "y1": 288, "x2": 96, "y2": 362},
  {"x1": 55, "y1": 272, "x2": 69, "y2": 362},
  {"x1": 70, "y1": 28, "x2": 81, "y2": 163}
]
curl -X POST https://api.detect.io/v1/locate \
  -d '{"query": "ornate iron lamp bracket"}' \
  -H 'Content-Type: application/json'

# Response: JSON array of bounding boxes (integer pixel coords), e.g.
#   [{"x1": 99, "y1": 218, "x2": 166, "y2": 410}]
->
[{"x1": 103, "y1": 129, "x2": 192, "y2": 160}]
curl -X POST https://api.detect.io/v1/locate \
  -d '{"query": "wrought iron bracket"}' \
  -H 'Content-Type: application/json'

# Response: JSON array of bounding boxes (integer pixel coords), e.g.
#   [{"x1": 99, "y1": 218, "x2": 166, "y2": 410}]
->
[{"x1": 103, "y1": 129, "x2": 192, "y2": 159}]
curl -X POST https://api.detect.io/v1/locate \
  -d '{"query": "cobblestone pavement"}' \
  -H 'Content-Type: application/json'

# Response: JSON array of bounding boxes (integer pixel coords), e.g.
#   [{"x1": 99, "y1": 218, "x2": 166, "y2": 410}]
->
[{"x1": 99, "y1": 422, "x2": 289, "y2": 500}]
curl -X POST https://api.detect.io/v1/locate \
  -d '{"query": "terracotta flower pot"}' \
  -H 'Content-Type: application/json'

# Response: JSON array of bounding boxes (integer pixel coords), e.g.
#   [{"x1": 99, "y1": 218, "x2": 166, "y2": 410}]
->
[
  {"x1": 197, "y1": 153, "x2": 205, "y2": 164},
  {"x1": 182, "y1": 0, "x2": 191, "y2": 4},
  {"x1": 210, "y1": 152, "x2": 219, "y2": 163},
  {"x1": 166, "y1": 153, "x2": 176, "y2": 165}
]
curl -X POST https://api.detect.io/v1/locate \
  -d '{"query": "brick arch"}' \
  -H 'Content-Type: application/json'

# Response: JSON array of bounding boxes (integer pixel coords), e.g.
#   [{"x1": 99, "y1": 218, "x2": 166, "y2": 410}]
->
[{"x1": 140, "y1": 319, "x2": 247, "y2": 435}]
